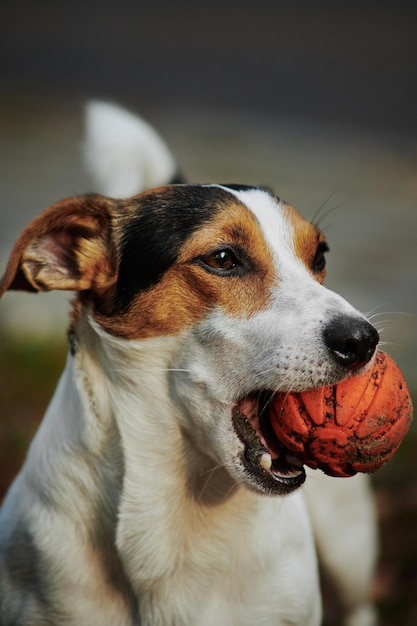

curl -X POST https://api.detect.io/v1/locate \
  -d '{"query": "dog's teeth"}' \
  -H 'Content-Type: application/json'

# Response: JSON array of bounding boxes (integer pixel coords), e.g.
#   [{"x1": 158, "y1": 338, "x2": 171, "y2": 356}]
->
[{"x1": 260, "y1": 453, "x2": 272, "y2": 471}]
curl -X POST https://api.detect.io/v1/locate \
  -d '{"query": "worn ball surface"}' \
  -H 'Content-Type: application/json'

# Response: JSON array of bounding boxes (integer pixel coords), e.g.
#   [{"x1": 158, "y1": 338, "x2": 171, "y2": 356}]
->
[{"x1": 270, "y1": 351, "x2": 413, "y2": 477}]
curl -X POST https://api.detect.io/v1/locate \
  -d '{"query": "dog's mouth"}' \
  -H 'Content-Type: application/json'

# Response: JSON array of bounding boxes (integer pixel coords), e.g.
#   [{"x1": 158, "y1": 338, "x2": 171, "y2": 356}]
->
[{"x1": 232, "y1": 392, "x2": 306, "y2": 496}]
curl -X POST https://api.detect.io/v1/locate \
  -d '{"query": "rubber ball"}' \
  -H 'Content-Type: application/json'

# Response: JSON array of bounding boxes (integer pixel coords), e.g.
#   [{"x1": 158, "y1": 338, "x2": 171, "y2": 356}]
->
[{"x1": 269, "y1": 351, "x2": 413, "y2": 477}]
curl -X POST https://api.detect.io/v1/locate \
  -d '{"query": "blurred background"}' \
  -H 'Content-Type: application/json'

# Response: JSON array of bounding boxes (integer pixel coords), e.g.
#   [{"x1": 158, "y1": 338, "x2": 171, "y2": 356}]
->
[{"x1": 1, "y1": 1, "x2": 416, "y2": 623}]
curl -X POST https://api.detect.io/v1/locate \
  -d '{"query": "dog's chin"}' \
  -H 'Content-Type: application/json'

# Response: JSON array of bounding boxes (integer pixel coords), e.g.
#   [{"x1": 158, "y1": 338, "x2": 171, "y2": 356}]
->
[{"x1": 231, "y1": 392, "x2": 306, "y2": 497}]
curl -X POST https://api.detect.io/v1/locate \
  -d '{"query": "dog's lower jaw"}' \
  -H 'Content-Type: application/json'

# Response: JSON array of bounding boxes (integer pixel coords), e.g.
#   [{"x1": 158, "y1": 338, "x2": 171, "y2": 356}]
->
[{"x1": 231, "y1": 402, "x2": 306, "y2": 496}]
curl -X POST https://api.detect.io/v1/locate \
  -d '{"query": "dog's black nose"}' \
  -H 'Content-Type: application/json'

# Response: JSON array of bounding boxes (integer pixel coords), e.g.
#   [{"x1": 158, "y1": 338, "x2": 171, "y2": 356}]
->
[{"x1": 323, "y1": 316, "x2": 379, "y2": 370}]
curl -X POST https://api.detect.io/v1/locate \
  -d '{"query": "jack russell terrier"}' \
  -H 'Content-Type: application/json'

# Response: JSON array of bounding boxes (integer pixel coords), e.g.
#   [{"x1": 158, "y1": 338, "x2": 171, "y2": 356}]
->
[{"x1": 0, "y1": 102, "x2": 379, "y2": 625}]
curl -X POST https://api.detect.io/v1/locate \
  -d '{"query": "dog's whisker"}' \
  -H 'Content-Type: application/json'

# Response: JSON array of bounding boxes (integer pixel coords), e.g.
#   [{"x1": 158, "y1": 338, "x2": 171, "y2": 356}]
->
[
  {"x1": 109, "y1": 368, "x2": 192, "y2": 373},
  {"x1": 364, "y1": 305, "x2": 386, "y2": 319},
  {"x1": 364, "y1": 310, "x2": 411, "y2": 346},
  {"x1": 199, "y1": 462, "x2": 229, "y2": 478},
  {"x1": 365, "y1": 308, "x2": 411, "y2": 321},
  {"x1": 375, "y1": 327, "x2": 390, "y2": 338},
  {"x1": 196, "y1": 462, "x2": 231, "y2": 503},
  {"x1": 223, "y1": 481, "x2": 240, "y2": 502},
  {"x1": 310, "y1": 190, "x2": 339, "y2": 227},
  {"x1": 377, "y1": 339, "x2": 403, "y2": 350},
  {"x1": 318, "y1": 218, "x2": 341, "y2": 234}
]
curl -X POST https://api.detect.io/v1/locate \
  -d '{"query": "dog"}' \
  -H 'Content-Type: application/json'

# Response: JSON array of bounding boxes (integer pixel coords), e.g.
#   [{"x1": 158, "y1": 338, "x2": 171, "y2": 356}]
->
[{"x1": 0, "y1": 102, "x2": 379, "y2": 625}]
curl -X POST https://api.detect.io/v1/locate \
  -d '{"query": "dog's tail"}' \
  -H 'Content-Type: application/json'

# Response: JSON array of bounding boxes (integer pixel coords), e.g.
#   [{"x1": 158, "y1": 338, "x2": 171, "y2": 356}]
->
[{"x1": 84, "y1": 101, "x2": 180, "y2": 197}]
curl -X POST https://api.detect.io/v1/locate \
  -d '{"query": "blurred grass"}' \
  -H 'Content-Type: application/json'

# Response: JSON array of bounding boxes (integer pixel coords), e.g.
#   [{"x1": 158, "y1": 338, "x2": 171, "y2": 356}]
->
[
  {"x1": 0, "y1": 332, "x2": 416, "y2": 624},
  {"x1": 0, "y1": 332, "x2": 66, "y2": 496}
]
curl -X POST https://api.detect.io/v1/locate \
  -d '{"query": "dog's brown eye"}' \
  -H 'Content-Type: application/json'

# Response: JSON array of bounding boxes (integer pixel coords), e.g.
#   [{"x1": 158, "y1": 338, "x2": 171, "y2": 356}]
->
[
  {"x1": 205, "y1": 250, "x2": 237, "y2": 270},
  {"x1": 313, "y1": 242, "x2": 329, "y2": 273},
  {"x1": 198, "y1": 247, "x2": 244, "y2": 275}
]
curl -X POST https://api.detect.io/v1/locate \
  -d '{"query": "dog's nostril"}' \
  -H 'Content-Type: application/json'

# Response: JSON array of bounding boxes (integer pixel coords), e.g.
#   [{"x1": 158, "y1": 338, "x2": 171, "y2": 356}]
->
[{"x1": 323, "y1": 316, "x2": 379, "y2": 370}]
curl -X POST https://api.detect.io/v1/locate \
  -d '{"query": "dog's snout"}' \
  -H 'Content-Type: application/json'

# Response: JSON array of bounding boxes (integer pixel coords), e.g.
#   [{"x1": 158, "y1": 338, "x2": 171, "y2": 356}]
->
[{"x1": 323, "y1": 316, "x2": 379, "y2": 370}]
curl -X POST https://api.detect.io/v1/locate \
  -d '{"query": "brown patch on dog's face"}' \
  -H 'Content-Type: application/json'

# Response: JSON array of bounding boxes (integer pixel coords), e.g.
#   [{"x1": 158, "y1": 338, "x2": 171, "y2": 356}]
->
[
  {"x1": 283, "y1": 202, "x2": 328, "y2": 284},
  {"x1": 95, "y1": 195, "x2": 276, "y2": 340}
]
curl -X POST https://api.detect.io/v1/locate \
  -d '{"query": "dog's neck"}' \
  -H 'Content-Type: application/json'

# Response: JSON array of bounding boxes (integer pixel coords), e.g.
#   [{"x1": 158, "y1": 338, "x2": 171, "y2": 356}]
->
[{"x1": 27, "y1": 312, "x2": 257, "y2": 598}]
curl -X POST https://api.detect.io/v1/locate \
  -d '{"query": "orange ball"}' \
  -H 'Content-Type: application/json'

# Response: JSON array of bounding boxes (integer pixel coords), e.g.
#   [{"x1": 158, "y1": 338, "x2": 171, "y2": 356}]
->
[{"x1": 269, "y1": 351, "x2": 413, "y2": 477}]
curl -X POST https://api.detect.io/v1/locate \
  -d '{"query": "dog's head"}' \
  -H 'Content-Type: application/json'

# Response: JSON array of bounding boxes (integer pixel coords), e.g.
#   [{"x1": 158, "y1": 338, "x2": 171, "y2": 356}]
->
[{"x1": 0, "y1": 184, "x2": 378, "y2": 496}]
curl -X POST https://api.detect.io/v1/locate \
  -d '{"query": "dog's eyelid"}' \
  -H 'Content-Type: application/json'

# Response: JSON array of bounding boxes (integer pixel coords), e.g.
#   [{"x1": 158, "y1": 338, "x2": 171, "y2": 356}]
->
[{"x1": 194, "y1": 245, "x2": 248, "y2": 276}]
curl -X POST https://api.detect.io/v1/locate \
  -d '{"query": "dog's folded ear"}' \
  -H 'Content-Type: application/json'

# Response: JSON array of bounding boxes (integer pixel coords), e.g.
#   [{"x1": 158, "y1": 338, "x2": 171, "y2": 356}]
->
[{"x1": 0, "y1": 194, "x2": 118, "y2": 297}]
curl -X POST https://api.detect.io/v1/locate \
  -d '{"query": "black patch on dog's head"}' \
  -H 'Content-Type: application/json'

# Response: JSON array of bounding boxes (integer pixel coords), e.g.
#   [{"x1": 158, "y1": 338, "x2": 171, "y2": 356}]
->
[{"x1": 114, "y1": 185, "x2": 240, "y2": 311}]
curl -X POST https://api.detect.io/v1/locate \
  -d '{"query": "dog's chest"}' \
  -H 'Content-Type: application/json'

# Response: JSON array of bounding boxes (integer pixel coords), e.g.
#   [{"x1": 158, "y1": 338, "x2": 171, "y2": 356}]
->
[{"x1": 136, "y1": 492, "x2": 321, "y2": 626}]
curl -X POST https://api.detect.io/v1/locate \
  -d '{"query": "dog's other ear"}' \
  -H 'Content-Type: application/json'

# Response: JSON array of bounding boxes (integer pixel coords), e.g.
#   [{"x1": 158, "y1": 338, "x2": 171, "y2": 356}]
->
[{"x1": 0, "y1": 194, "x2": 117, "y2": 297}]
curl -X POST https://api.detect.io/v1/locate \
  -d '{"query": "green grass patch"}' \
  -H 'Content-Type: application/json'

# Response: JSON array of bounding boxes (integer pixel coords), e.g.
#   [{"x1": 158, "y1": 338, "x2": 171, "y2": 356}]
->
[{"x1": 0, "y1": 332, "x2": 66, "y2": 496}]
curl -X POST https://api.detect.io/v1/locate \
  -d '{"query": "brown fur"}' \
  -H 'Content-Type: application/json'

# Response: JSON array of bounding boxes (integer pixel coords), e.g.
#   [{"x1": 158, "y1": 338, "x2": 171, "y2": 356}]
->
[
  {"x1": 96, "y1": 199, "x2": 276, "y2": 339},
  {"x1": 283, "y1": 203, "x2": 327, "y2": 284}
]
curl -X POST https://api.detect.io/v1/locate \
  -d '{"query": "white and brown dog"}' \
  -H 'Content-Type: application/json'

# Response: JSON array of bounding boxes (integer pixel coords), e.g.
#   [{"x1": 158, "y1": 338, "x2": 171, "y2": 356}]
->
[{"x1": 0, "y1": 103, "x2": 379, "y2": 625}]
